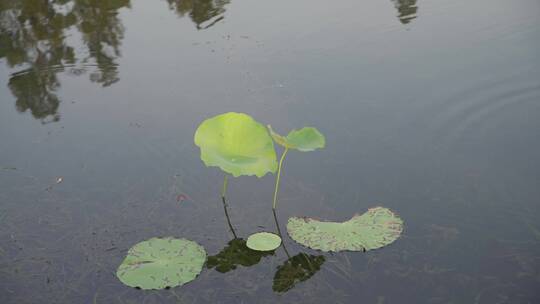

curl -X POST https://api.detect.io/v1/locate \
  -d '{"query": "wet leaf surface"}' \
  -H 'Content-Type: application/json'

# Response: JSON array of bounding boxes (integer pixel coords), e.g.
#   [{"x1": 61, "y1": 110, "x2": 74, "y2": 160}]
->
[
  {"x1": 116, "y1": 237, "x2": 206, "y2": 290},
  {"x1": 268, "y1": 126, "x2": 325, "y2": 152},
  {"x1": 246, "y1": 232, "x2": 282, "y2": 251},
  {"x1": 287, "y1": 207, "x2": 403, "y2": 252},
  {"x1": 194, "y1": 112, "x2": 277, "y2": 177}
]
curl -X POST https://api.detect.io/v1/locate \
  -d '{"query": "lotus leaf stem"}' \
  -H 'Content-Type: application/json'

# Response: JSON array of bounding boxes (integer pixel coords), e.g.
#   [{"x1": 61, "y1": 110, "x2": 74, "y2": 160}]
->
[
  {"x1": 272, "y1": 209, "x2": 290, "y2": 258},
  {"x1": 221, "y1": 174, "x2": 228, "y2": 198},
  {"x1": 272, "y1": 147, "x2": 289, "y2": 210},
  {"x1": 221, "y1": 196, "x2": 237, "y2": 238}
]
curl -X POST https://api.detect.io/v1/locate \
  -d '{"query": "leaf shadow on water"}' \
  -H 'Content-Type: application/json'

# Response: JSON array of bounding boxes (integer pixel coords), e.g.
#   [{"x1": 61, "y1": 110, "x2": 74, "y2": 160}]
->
[
  {"x1": 206, "y1": 194, "x2": 326, "y2": 294},
  {"x1": 272, "y1": 252, "x2": 326, "y2": 293},
  {"x1": 206, "y1": 238, "x2": 274, "y2": 273},
  {"x1": 206, "y1": 195, "x2": 275, "y2": 273},
  {"x1": 271, "y1": 210, "x2": 326, "y2": 293}
]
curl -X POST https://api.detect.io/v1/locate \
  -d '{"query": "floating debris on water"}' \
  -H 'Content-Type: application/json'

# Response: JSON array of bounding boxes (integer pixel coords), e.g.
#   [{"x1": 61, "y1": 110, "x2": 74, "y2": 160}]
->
[
  {"x1": 45, "y1": 177, "x2": 64, "y2": 191},
  {"x1": 176, "y1": 194, "x2": 188, "y2": 203}
]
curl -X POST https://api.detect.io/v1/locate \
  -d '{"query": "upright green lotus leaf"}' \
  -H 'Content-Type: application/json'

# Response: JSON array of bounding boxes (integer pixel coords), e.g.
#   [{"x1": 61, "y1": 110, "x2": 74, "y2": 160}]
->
[
  {"x1": 287, "y1": 207, "x2": 403, "y2": 252},
  {"x1": 268, "y1": 125, "x2": 325, "y2": 152},
  {"x1": 273, "y1": 253, "x2": 326, "y2": 293},
  {"x1": 194, "y1": 112, "x2": 277, "y2": 177},
  {"x1": 116, "y1": 237, "x2": 206, "y2": 290},
  {"x1": 246, "y1": 232, "x2": 282, "y2": 251},
  {"x1": 206, "y1": 238, "x2": 273, "y2": 273}
]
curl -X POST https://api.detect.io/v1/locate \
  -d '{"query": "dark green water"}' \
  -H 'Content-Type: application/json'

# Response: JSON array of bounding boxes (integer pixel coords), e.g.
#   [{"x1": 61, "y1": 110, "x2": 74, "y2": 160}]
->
[{"x1": 1, "y1": 0, "x2": 539, "y2": 303}]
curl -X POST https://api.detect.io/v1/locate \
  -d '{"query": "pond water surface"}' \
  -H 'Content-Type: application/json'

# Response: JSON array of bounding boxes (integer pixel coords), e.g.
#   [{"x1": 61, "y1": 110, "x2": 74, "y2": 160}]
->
[{"x1": 1, "y1": 0, "x2": 539, "y2": 303}]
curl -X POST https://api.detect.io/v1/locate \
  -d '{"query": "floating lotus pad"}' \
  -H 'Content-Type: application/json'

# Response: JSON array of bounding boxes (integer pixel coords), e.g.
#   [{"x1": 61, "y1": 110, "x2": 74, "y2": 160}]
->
[
  {"x1": 287, "y1": 207, "x2": 403, "y2": 252},
  {"x1": 194, "y1": 112, "x2": 277, "y2": 177},
  {"x1": 116, "y1": 237, "x2": 206, "y2": 290},
  {"x1": 246, "y1": 232, "x2": 282, "y2": 251},
  {"x1": 268, "y1": 125, "x2": 325, "y2": 152}
]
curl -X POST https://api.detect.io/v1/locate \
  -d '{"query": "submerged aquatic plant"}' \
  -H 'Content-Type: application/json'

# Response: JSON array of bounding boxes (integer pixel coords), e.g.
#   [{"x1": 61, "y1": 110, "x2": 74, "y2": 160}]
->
[
  {"x1": 267, "y1": 125, "x2": 325, "y2": 210},
  {"x1": 116, "y1": 237, "x2": 206, "y2": 290},
  {"x1": 287, "y1": 207, "x2": 403, "y2": 252}
]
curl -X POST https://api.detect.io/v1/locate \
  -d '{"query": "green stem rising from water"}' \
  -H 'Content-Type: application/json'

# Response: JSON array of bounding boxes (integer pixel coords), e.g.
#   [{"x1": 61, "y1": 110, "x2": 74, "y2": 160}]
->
[
  {"x1": 221, "y1": 174, "x2": 228, "y2": 198},
  {"x1": 272, "y1": 148, "x2": 289, "y2": 210}
]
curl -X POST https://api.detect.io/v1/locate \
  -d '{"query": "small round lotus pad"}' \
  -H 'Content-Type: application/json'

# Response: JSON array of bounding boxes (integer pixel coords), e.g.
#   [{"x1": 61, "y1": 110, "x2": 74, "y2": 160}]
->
[{"x1": 246, "y1": 232, "x2": 282, "y2": 251}]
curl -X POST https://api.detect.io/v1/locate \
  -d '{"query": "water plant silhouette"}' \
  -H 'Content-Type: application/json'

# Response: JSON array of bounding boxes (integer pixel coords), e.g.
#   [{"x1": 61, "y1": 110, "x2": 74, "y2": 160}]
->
[
  {"x1": 273, "y1": 253, "x2": 326, "y2": 293},
  {"x1": 206, "y1": 238, "x2": 274, "y2": 273},
  {"x1": 207, "y1": 192, "x2": 276, "y2": 272},
  {"x1": 271, "y1": 209, "x2": 325, "y2": 292}
]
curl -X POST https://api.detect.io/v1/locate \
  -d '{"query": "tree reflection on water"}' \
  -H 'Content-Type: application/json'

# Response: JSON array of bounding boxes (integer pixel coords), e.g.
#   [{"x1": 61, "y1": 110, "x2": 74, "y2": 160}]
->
[
  {"x1": 0, "y1": 0, "x2": 129, "y2": 122},
  {"x1": 1, "y1": 0, "x2": 416, "y2": 123},
  {"x1": 391, "y1": 0, "x2": 418, "y2": 24},
  {"x1": 167, "y1": 0, "x2": 230, "y2": 30},
  {"x1": 0, "y1": 0, "x2": 230, "y2": 123}
]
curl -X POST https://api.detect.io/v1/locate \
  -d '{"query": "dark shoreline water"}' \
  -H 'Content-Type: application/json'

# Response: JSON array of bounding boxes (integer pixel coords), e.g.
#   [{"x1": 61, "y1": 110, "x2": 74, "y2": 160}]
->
[{"x1": 1, "y1": 0, "x2": 539, "y2": 303}]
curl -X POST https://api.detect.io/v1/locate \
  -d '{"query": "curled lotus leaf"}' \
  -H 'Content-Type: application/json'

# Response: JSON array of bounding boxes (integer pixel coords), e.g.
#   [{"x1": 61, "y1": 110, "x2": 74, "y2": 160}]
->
[
  {"x1": 287, "y1": 207, "x2": 403, "y2": 252},
  {"x1": 268, "y1": 125, "x2": 325, "y2": 152},
  {"x1": 194, "y1": 112, "x2": 277, "y2": 177},
  {"x1": 116, "y1": 237, "x2": 206, "y2": 290},
  {"x1": 246, "y1": 232, "x2": 282, "y2": 251}
]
